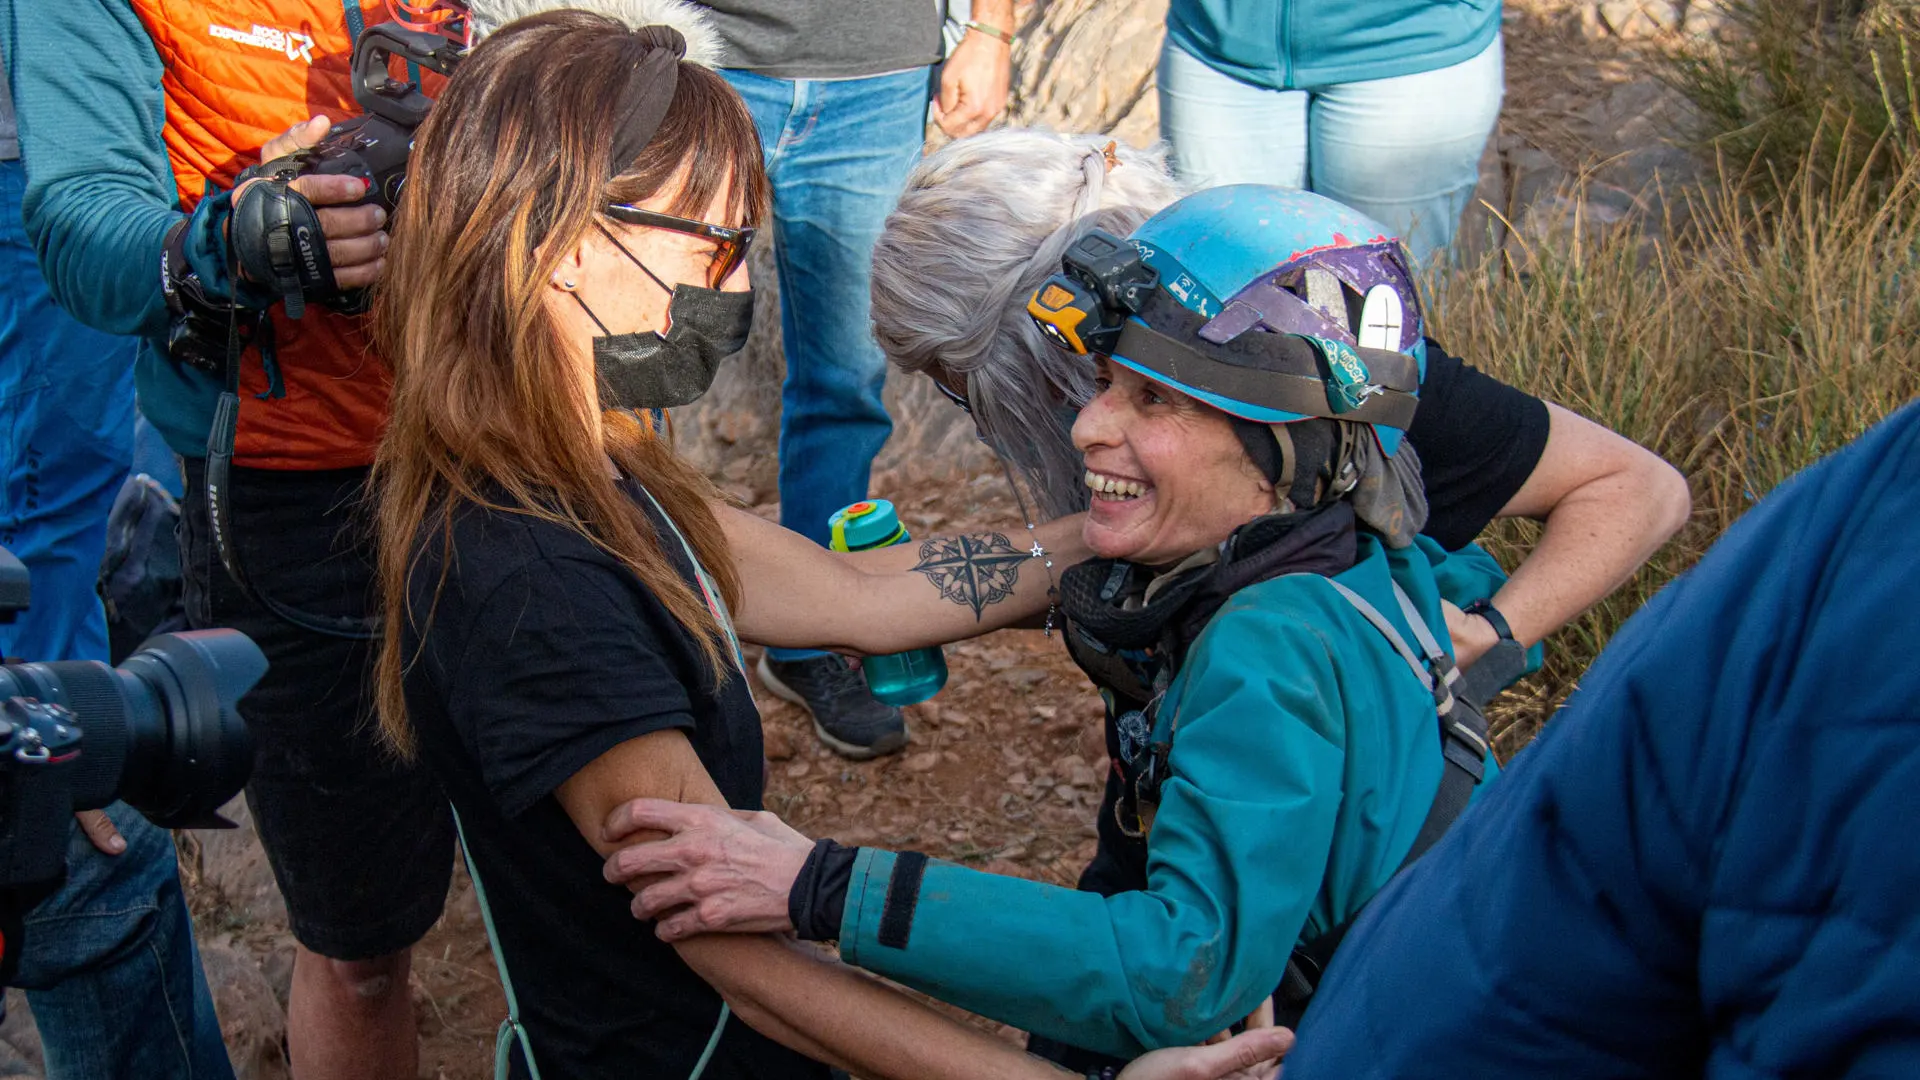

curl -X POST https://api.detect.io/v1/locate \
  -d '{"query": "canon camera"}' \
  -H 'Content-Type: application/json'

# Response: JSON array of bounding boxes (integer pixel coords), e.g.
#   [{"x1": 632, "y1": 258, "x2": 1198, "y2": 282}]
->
[{"x1": 229, "y1": 22, "x2": 463, "y2": 316}]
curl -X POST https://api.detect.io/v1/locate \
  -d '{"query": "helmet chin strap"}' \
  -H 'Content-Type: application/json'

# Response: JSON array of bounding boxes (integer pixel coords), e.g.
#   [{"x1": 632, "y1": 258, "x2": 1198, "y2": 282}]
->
[{"x1": 1233, "y1": 416, "x2": 1346, "y2": 514}]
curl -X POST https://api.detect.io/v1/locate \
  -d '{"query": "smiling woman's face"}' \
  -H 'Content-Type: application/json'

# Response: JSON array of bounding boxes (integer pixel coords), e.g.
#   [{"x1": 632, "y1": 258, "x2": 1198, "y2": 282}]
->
[{"x1": 1071, "y1": 357, "x2": 1278, "y2": 565}]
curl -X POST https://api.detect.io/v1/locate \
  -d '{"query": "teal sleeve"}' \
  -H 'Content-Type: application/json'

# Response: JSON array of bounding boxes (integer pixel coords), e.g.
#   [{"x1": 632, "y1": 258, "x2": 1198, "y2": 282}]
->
[
  {"x1": 840, "y1": 608, "x2": 1344, "y2": 1056},
  {"x1": 0, "y1": 0, "x2": 181, "y2": 336}
]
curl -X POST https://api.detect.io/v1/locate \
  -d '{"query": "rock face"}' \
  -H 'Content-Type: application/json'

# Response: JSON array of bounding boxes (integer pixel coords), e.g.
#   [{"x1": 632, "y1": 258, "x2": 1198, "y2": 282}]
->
[
  {"x1": 0, "y1": 992, "x2": 41, "y2": 1079},
  {"x1": 1007, "y1": 0, "x2": 1169, "y2": 147},
  {"x1": 1584, "y1": 0, "x2": 1722, "y2": 38}
]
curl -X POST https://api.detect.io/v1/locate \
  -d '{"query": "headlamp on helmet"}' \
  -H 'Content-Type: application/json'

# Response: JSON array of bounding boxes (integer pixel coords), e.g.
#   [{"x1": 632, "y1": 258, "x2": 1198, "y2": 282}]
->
[{"x1": 1026, "y1": 229, "x2": 1158, "y2": 355}]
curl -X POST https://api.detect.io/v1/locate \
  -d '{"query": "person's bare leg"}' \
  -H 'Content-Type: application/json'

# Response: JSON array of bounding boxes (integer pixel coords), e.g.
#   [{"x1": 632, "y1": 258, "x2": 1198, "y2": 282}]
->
[{"x1": 286, "y1": 945, "x2": 417, "y2": 1080}]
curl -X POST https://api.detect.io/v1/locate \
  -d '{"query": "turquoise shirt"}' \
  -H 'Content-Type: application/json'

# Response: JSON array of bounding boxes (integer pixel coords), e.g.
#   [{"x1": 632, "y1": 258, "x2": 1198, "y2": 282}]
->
[
  {"x1": 838, "y1": 536, "x2": 1531, "y2": 1057},
  {"x1": 1166, "y1": 0, "x2": 1502, "y2": 91},
  {"x1": 0, "y1": 0, "x2": 257, "y2": 458}
]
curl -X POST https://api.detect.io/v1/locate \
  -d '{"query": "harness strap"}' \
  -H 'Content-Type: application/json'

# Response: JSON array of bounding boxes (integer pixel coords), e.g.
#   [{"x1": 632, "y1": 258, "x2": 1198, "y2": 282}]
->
[
  {"x1": 456, "y1": 481, "x2": 739, "y2": 1080},
  {"x1": 1397, "y1": 588, "x2": 1493, "y2": 777}
]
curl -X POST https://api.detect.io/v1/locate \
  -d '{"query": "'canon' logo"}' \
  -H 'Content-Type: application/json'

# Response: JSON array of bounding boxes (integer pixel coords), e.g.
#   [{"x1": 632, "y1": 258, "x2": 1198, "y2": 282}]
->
[{"x1": 294, "y1": 225, "x2": 321, "y2": 281}]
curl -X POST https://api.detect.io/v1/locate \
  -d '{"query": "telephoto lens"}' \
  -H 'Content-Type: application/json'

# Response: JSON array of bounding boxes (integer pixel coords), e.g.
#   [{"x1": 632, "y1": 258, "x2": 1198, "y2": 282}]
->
[{"x1": 0, "y1": 631, "x2": 265, "y2": 828}]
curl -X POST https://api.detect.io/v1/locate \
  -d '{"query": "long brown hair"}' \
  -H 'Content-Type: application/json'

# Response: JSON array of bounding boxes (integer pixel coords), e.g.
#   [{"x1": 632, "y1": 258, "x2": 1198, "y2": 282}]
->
[{"x1": 371, "y1": 10, "x2": 769, "y2": 755}]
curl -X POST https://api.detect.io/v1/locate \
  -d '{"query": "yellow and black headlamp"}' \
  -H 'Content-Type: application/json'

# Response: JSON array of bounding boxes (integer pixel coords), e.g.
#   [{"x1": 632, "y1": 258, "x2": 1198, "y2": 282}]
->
[
  {"x1": 1027, "y1": 274, "x2": 1109, "y2": 354},
  {"x1": 1026, "y1": 228, "x2": 1160, "y2": 355}
]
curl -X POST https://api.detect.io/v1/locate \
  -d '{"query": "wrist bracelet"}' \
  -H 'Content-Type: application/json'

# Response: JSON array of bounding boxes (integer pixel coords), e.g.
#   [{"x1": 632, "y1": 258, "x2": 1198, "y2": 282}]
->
[
  {"x1": 964, "y1": 18, "x2": 1015, "y2": 45},
  {"x1": 1463, "y1": 598, "x2": 1515, "y2": 644}
]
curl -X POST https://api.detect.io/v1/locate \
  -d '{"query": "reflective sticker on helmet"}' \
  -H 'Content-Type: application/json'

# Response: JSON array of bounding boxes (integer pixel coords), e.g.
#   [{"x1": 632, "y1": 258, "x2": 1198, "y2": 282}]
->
[{"x1": 1359, "y1": 284, "x2": 1406, "y2": 351}]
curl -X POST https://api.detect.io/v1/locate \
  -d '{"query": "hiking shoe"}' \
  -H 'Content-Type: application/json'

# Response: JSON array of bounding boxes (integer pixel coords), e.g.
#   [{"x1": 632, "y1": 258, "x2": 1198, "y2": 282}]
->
[{"x1": 756, "y1": 653, "x2": 909, "y2": 760}]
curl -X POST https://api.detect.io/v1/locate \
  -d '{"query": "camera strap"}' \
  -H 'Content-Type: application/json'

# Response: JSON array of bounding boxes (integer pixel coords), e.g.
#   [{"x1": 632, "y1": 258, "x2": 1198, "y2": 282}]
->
[{"x1": 204, "y1": 341, "x2": 376, "y2": 641}]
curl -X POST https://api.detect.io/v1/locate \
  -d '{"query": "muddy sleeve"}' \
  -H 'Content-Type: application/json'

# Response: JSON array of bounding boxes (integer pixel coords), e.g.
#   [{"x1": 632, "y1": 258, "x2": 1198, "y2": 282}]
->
[{"x1": 838, "y1": 611, "x2": 1344, "y2": 1058}]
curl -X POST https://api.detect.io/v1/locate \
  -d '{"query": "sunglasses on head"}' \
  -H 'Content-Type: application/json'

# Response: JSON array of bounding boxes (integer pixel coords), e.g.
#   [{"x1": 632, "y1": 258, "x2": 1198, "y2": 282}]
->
[{"x1": 603, "y1": 203, "x2": 756, "y2": 289}]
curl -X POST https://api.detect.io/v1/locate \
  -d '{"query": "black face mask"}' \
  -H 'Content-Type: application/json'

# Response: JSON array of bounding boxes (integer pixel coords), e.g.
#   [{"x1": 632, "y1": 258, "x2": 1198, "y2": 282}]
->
[{"x1": 573, "y1": 231, "x2": 755, "y2": 410}]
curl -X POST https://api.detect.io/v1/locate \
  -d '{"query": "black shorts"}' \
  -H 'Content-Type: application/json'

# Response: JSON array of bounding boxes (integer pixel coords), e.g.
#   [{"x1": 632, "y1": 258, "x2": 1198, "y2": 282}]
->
[{"x1": 179, "y1": 457, "x2": 454, "y2": 961}]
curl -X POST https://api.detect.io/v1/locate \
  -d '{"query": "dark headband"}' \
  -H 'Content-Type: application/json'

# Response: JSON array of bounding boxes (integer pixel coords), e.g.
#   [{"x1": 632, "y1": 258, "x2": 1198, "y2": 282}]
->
[{"x1": 608, "y1": 26, "x2": 686, "y2": 176}]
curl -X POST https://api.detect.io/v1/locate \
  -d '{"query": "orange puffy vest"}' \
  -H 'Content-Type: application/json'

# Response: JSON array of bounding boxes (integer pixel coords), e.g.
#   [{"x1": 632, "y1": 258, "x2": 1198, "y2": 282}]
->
[{"x1": 132, "y1": 0, "x2": 444, "y2": 469}]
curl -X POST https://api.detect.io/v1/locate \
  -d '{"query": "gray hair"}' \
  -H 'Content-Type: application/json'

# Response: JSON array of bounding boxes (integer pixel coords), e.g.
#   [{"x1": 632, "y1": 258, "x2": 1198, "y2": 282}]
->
[{"x1": 870, "y1": 130, "x2": 1186, "y2": 521}]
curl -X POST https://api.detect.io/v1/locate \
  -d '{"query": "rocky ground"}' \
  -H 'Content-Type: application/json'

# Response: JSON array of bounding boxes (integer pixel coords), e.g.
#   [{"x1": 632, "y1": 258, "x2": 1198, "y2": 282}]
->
[{"x1": 0, "y1": 2, "x2": 1714, "y2": 1075}]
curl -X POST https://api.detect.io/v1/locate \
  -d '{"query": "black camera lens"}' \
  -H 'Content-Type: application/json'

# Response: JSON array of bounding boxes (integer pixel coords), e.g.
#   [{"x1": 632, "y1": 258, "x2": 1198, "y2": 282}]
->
[{"x1": 0, "y1": 630, "x2": 264, "y2": 828}]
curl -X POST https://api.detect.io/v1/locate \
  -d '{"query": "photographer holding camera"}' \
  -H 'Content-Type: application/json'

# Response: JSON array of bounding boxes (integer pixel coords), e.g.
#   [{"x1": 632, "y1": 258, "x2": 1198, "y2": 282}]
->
[
  {"x1": 0, "y1": 51, "x2": 237, "y2": 1077},
  {"x1": 0, "y1": 3, "x2": 455, "y2": 1076}
]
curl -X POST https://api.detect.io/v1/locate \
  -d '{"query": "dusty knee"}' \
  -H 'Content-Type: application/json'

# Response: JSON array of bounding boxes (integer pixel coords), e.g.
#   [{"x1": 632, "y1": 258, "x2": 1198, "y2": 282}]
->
[{"x1": 323, "y1": 952, "x2": 408, "y2": 1001}]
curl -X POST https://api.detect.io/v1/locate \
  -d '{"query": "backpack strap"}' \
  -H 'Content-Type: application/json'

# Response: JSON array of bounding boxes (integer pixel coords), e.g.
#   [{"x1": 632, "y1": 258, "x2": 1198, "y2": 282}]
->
[
  {"x1": 456, "y1": 481, "x2": 739, "y2": 1080},
  {"x1": 1275, "y1": 578, "x2": 1493, "y2": 1023}
]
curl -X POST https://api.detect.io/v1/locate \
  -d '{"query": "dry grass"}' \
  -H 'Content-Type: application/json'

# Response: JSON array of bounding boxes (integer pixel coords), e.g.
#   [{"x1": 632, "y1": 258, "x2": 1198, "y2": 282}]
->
[
  {"x1": 1440, "y1": 145, "x2": 1920, "y2": 753},
  {"x1": 1663, "y1": 0, "x2": 1920, "y2": 203}
]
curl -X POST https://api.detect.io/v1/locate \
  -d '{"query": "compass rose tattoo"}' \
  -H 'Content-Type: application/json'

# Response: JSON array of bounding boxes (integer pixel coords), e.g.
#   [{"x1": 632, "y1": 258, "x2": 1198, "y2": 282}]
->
[{"x1": 910, "y1": 533, "x2": 1028, "y2": 619}]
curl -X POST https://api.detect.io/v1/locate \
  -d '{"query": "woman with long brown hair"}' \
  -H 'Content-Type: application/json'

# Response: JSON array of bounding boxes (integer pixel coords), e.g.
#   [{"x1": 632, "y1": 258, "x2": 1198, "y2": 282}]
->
[{"x1": 372, "y1": 6, "x2": 1286, "y2": 1080}]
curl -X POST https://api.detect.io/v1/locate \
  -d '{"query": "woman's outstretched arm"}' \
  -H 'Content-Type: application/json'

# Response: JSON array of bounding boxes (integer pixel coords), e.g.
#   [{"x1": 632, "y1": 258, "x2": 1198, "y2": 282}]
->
[
  {"x1": 600, "y1": 608, "x2": 1351, "y2": 1058},
  {"x1": 715, "y1": 501, "x2": 1091, "y2": 655},
  {"x1": 1448, "y1": 402, "x2": 1691, "y2": 666}
]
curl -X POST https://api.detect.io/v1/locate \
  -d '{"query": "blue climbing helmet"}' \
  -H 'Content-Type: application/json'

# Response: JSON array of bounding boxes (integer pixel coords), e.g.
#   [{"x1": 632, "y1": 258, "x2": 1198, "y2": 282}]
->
[{"x1": 1027, "y1": 184, "x2": 1426, "y2": 456}]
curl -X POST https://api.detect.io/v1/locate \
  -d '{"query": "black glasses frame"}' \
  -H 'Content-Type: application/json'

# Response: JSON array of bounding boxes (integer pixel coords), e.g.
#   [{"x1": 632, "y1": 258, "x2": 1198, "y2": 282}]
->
[
  {"x1": 603, "y1": 203, "x2": 756, "y2": 288},
  {"x1": 932, "y1": 377, "x2": 972, "y2": 414}
]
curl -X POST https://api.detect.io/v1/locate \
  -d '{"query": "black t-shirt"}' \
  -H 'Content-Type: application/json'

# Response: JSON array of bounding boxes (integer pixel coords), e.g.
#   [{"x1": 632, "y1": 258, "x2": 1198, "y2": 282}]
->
[
  {"x1": 402, "y1": 481, "x2": 826, "y2": 1080},
  {"x1": 1409, "y1": 339, "x2": 1552, "y2": 550}
]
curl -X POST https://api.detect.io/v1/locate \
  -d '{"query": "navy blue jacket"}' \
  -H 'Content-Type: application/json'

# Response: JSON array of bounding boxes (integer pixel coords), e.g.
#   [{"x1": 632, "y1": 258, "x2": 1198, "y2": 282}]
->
[{"x1": 1287, "y1": 401, "x2": 1920, "y2": 1078}]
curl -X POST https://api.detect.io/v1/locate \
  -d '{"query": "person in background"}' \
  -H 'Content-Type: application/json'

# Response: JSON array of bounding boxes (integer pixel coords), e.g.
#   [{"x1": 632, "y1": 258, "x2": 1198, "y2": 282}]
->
[
  {"x1": 1, "y1": 2, "x2": 453, "y2": 1076},
  {"x1": 1156, "y1": 0, "x2": 1504, "y2": 261},
  {"x1": 0, "y1": 43, "x2": 233, "y2": 1080},
  {"x1": 1285, "y1": 401, "x2": 1920, "y2": 1079},
  {"x1": 699, "y1": 0, "x2": 1014, "y2": 759}
]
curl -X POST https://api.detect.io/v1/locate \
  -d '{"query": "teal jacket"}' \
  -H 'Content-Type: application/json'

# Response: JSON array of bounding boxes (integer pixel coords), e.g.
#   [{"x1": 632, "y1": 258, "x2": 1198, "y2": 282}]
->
[
  {"x1": 837, "y1": 536, "x2": 1531, "y2": 1057},
  {"x1": 1166, "y1": 0, "x2": 1502, "y2": 91},
  {"x1": 0, "y1": 0, "x2": 255, "y2": 458}
]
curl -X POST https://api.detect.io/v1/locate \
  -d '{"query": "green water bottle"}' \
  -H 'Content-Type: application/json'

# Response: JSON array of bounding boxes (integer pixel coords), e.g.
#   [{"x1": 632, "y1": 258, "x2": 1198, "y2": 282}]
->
[{"x1": 828, "y1": 499, "x2": 949, "y2": 706}]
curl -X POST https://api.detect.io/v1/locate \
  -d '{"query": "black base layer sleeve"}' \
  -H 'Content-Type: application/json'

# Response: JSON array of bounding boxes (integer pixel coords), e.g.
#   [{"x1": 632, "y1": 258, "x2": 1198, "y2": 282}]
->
[{"x1": 788, "y1": 839, "x2": 859, "y2": 942}]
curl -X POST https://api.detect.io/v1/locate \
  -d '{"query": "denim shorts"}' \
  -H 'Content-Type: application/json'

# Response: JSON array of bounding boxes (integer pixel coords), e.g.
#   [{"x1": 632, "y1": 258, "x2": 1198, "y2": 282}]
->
[{"x1": 179, "y1": 456, "x2": 454, "y2": 960}]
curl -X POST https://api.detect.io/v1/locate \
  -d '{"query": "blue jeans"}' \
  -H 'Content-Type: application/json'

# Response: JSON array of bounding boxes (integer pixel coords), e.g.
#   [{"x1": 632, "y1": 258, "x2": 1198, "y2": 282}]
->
[
  {"x1": 721, "y1": 68, "x2": 929, "y2": 663},
  {"x1": 0, "y1": 158, "x2": 233, "y2": 1079},
  {"x1": 1158, "y1": 36, "x2": 1504, "y2": 264},
  {"x1": 13, "y1": 805, "x2": 233, "y2": 1079}
]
